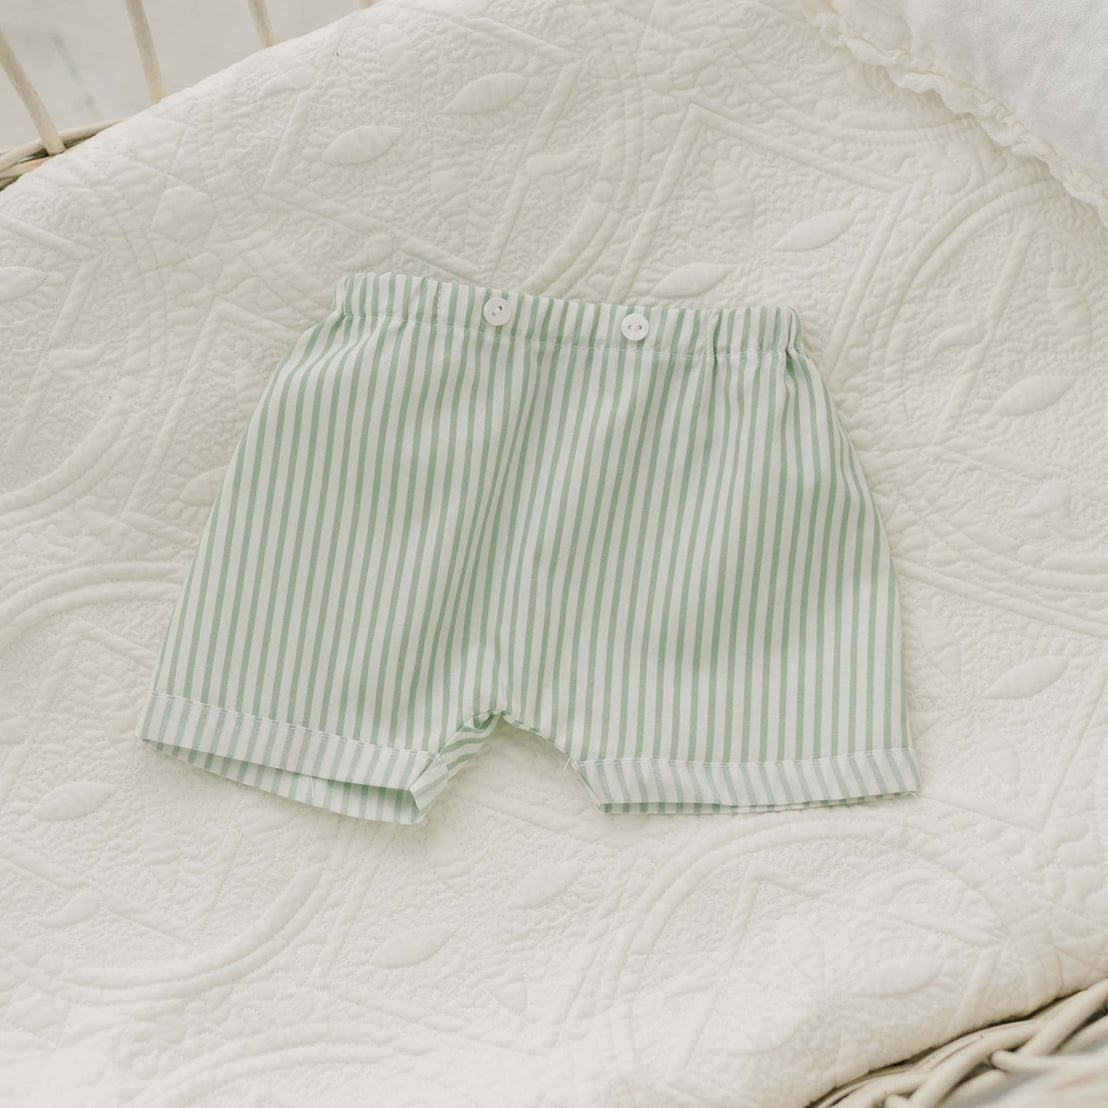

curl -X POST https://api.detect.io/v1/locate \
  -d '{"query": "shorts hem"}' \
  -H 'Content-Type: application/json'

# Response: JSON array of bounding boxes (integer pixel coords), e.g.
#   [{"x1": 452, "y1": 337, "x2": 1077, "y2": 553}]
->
[
  {"x1": 137, "y1": 691, "x2": 447, "y2": 825},
  {"x1": 138, "y1": 691, "x2": 921, "y2": 821},
  {"x1": 571, "y1": 747, "x2": 921, "y2": 813}
]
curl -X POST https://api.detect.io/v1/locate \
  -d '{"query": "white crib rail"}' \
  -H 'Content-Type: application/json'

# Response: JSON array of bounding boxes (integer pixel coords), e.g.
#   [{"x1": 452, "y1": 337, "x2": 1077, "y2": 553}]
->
[{"x1": 0, "y1": 0, "x2": 373, "y2": 189}]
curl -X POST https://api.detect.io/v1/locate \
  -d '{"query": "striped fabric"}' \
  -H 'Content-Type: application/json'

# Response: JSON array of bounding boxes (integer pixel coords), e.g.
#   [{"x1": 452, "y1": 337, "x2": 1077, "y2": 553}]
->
[{"x1": 137, "y1": 270, "x2": 920, "y2": 823}]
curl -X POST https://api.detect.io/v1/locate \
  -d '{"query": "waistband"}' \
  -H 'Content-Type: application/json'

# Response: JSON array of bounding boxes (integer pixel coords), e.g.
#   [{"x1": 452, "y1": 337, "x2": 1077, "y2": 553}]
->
[{"x1": 330, "y1": 271, "x2": 803, "y2": 360}]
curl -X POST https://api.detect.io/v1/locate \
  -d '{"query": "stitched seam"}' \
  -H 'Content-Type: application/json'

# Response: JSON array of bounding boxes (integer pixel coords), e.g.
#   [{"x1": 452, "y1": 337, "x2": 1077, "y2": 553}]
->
[
  {"x1": 575, "y1": 749, "x2": 914, "y2": 767},
  {"x1": 149, "y1": 695, "x2": 911, "y2": 775},
  {"x1": 147, "y1": 691, "x2": 436, "y2": 764},
  {"x1": 335, "y1": 310, "x2": 791, "y2": 361}
]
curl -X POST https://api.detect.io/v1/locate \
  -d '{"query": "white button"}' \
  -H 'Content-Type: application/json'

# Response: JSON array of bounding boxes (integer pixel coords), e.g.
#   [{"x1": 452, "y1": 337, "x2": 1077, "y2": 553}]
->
[
  {"x1": 483, "y1": 296, "x2": 512, "y2": 326},
  {"x1": 621, "y1": 312, "x2": 649, "y2": 340}
]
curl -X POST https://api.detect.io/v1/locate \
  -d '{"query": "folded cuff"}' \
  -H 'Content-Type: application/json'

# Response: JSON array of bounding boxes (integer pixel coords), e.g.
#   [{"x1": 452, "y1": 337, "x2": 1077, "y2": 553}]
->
[
  {"x1": 137, "y1": 692, "x2": 448, "y2": 824},
  {"x1": 572, "y1": 747, "x2": 920, "y2": 812},
  {"x1": 138, "y1": 692, "x2": 920, "y2": 822}
]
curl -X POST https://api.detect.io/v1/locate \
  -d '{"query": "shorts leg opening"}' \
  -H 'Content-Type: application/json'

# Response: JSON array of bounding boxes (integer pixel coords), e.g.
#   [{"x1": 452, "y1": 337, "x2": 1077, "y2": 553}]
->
[
  {"x1": 570, "y1": 747, "x2": 921, "y2": 814},
  {"x1": 137, "y1": 691, "x2": 461, "y2": 825}
]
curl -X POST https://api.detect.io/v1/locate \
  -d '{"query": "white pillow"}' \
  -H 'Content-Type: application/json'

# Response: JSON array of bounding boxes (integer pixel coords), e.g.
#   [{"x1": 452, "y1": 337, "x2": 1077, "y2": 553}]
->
[{"x1": 801, "y1": 0, "x2": 1108, "y2": 227}]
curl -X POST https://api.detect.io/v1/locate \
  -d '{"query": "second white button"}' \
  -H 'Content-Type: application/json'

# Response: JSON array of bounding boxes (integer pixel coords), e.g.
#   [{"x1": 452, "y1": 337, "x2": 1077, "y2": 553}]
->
[
  {"x1": 483, "y1": 296, "x2": 512, "y2": 326},
  {"x1": 621, "y1": 312, "x2": 649, "y2": 340}
]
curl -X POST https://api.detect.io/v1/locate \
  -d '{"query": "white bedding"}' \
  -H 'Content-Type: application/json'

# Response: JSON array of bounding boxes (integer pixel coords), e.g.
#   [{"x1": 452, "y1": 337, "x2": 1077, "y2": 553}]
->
[{"x1": 2, "y1": 0, "x2": 1107, "y2": 1105}]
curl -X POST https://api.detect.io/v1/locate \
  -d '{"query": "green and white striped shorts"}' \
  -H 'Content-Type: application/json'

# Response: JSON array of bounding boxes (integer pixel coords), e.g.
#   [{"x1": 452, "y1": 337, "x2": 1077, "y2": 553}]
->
[{"x1": 137, "y1": 270, "x2": 920, "y2": 824}]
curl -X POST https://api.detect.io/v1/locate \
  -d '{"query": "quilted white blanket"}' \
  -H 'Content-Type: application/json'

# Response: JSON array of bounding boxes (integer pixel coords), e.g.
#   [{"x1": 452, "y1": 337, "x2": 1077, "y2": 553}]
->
[{"x1": 2, "y1": 0, "x2": 1107, "y2": 1105}]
